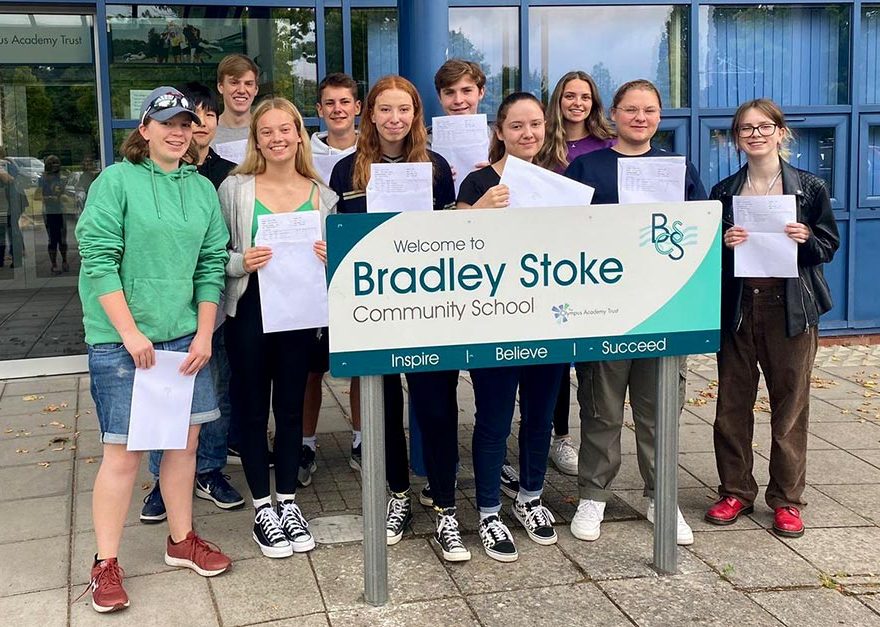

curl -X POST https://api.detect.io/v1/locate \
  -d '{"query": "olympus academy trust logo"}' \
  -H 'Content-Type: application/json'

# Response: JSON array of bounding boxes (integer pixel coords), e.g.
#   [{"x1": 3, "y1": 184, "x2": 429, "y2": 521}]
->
[
  {"x1": 639, "y1": 213, "x2": 698, "y2": 260},
  {"x1": 552, "y1": 303, "x2": 572, "y2": 324}
]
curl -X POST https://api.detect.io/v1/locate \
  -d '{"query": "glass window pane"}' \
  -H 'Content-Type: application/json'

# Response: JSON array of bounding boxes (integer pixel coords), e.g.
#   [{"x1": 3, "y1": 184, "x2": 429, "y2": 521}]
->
[
  {"x1": 863, "y1": 7, "x2": 880, "y2": 104},
  {"x1": 654, "y1": 130, "x2": 676, "y2": 154},
  {"x1": 350, "y1": 9, "x2": 397, "y2": 97},
  {"x1": 324, "y1": 7, "x2": 344, "y2": 78},
  {"x1": 449, "y1": 7, "x2": 519, "y2": 114},
  {"x1": 866, "y1": 125, "x2": 880, "y2": 200},
  {"x1": 107, "y1": 5, "x2": 318, "y2": 118},
  {"x1": 0, "y1": 13, "x2": 101, "y2": 359},
  {"x1": 699, "y1": 5, "x2": 850, "y2": 107},
  {"x1": 529, "y1": 6, "x2": 688, "y2": 108},
  {"x1": 706, "y1": 126, "x2": 836, "y2": 195}
]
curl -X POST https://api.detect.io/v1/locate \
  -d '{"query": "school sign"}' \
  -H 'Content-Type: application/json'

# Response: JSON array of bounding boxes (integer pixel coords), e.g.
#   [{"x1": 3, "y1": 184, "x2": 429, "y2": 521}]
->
[{"x1": 327, "y1": 202, "x2": 722, "y2": 376}]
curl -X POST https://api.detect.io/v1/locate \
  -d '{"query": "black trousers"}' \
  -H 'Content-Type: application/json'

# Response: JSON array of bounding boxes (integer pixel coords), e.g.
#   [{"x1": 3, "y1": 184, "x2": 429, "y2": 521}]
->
[{"x1": 225, "y1": 276, "x2": 313, "y2": 499}]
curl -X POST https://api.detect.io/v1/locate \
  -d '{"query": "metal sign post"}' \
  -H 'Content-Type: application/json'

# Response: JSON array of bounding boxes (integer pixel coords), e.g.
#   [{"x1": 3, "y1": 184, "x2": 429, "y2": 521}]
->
[
  {"x1": 653, "y1": 355, "x2": 680, "y2": 574},
  {"x1": 360, "y1": 375, "x2": 388, "y2": 605}
]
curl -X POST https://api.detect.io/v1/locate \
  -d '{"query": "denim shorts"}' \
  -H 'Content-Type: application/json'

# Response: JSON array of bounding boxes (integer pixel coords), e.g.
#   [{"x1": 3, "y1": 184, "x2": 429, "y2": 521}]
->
[{"x1": 88, "y1": 333, "x2": 220, "y2": 445}]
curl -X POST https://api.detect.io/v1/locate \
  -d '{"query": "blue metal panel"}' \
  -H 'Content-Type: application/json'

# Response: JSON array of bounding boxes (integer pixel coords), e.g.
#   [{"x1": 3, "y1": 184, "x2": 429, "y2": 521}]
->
[
  {"x1": 397, "y1": 0, "x2": 449, "y2": 121},
  {"x1": 854, "y1": 216, "x2": 880, "y2": 321},
  {"x1": 822, "y1": 218, "x2": 848, "y2": 325}
]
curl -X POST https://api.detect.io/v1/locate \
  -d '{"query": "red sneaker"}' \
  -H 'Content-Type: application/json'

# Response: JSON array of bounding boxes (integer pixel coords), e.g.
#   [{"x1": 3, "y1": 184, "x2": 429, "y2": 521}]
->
[
  {"x1": 773, "y1": 506, "x2": 805, "y2": 538},
  {"x1": 79, "y1": 557, "x2": 129, "y2": 613},
  {"x1": 165, "y1": 530, "x2": 232, "y2": 577},
  {"x1": 705, "y1": 496, "x2": 754, "y2": 525}
]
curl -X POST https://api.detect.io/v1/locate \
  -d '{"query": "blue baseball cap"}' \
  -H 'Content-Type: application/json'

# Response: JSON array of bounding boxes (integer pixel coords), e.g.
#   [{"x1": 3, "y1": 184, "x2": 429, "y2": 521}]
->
[{"x1": 139, "y1": 86, "x2": 201, "y2": 125}]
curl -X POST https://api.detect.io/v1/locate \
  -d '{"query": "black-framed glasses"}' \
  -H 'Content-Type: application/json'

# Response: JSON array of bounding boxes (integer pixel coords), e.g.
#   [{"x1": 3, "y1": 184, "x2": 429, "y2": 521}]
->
[
  {"x1": 736, "y1": 123, "x2": 778, "y2": 138},
  {"x1": 141, "y1": 93, "x2": 191, "y2": 123}
]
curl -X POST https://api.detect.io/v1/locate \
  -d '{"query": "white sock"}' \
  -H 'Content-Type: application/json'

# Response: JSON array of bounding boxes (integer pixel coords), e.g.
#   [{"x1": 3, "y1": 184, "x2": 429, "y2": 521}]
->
[
  {"x1": 517, "y1": 491, "x2": 540, "y2": 505},
  {"x1": 303, "y1": 435, "x2": 317, "y2": 451},
  {"x1": 479, "y1": 510, "x2": 499, "y2": 521},
  {"x1": 276, "y1": 492, "x2": 296, "y2": 504},
  {"x1": 352, "y1": 430, "x2": 362, "y2": 448},
  {"x1": 253, "y1": 496, "x2": 272, "y2": 510}
]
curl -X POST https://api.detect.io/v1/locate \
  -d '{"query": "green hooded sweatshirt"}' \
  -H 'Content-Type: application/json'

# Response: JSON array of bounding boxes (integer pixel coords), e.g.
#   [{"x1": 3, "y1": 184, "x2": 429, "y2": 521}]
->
[{"x1": 76, "y1": 158, "x2": 229, "y2": 345}]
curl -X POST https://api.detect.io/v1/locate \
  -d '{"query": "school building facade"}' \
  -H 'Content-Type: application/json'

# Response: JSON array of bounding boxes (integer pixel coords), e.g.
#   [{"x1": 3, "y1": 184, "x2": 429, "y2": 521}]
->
[{"x1": 0, "y1": 0, "x2": 877, "y2": 376}]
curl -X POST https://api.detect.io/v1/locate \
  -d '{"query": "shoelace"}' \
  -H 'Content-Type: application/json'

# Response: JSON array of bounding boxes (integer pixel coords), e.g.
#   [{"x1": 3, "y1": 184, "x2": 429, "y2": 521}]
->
[
  {"x1": 481, "y1": 516, "x2": 511, "y2": 546},
  {"x1": 255, "y1": 507, "x2": 287, "y2": 545},
  {"x1": 436, "y1": 510, "x2": 465, "y2": 549},
  {"x1": 73, "y1": 560, "x2": 125, "y2": 603},
  {"x1": 500, "y1": 465, "x2": 518, "y2": 483},
  {"x1": 522, "y1": 501, "x2": 556, "y2": 530},
  {"x1": 386, "y1": 496, "x2": 409, "y2": 529},
  {"x1": 280, "y1": 502, "x2": 310, "y2": 539},
  {"x1": 555, "y1": 439, "x2": 578, "y2": 461},
  {"x1": 187, "y1": 533, "x2": 225, "y2": 561},
  {"x1": 576, "y1": 502, "x2": 602, "y2": 522}
]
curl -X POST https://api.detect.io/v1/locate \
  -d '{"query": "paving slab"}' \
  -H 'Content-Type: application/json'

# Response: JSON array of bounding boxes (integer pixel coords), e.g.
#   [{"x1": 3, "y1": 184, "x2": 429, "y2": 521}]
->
[
  {"x1": 0, "y1": 432, "x2": 75, "y2": 467},
  {"x1": 250, "y1": 614, "x2": 330, "y2": 627},
  {"x1": 851, "y1": 448, "x2": 880, "y2": 468},
  {"x1": 809, "y1": 420, "x2": 880, "y2": 449},
  {"x1": 312, "y1": 538, "x2": 458, "y2": 611},
  {"x1": 599, "y1": 572, "x2": 783, "y2": 627},
  {"x1": 779, "y1": 527, "x2": 880, "y2": 575},
  {"x1": 814, "y1": 484, "x2": 880, "y2": 525},
  {"x1": 0, "y1": 493, "x2": 70, "y2": 544},
  {"x1": 748, "y1": 588, "x2": 880, "y2": 627},
  {"x1": 555, "y1": 520, "x2": 709, "y2": 580},
  {"x1": 677, "y1": 451, "x2": 769, "y2": 489},
  {"x1": 467, "y1": 582, "x2": 631, "y2": 627},
  {"x1": 746, "y1": 485, "x2": 873, "y2": 529},
  {"x1": 688, "y1": 529, "x2": 819, "y2": 588},
  {"x1": 0, "y1": 535, "x2": 69, "y2": 596},
  {"x1": 210, "y1": 555, "x2": 324, "y2": 626},
  {"x1": 1, "y1": 409, "x2": 78, "y2": 441},
  {"x1": 0, "y1": 391, "x2": 77, "y2": 417},
  {"x1": 0, "y1": 587, "x2": 68, "y2": 625},
  {"x1": 862, "y1": 595, "x2": 880, "y2": 615},
  {"x1": 613, "y1": 486, "x2": 763, "y2": 532},
  {"x1": 70, "y1": 569, "x2": 218, "y2": 626},
  {"x1": 2, "y1": 376, "x2": 79, "y2": 395},
  {"x1": 807, "y1": 398, "x2": 872, "y2": 422},
  {"x1": 0, "y1": 459, "x2": 72, "y2": 501},
  {"x1": 328, "y1": 598, "x2": 477, "y2": 627},
  {"x1": 806, "y1": 450, "x2": 880, "y2": 484}
]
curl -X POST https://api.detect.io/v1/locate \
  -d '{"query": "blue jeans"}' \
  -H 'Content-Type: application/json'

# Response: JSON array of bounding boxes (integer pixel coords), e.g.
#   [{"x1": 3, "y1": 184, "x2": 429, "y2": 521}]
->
[
  {"x1": 150, "y1": 328, "x2": 231, "y2": 477},
  {"x1": 471, "y1": 363, "x2": 566, "y2": 513}
]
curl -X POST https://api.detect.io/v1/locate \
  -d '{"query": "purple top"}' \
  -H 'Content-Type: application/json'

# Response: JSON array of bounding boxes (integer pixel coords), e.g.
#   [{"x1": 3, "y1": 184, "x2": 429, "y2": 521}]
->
[{"x1": 553, "y1": 135, "x2": 617, "y2": 173}]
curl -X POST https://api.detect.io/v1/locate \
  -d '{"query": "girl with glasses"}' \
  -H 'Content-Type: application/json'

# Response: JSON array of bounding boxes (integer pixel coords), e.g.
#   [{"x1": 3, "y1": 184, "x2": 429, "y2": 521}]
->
[
  {"x1": 457, "y1": 92, "x2": 567, "y2": 563},
  {"x1": 76, "y1": 86, "x2": 232, "y2": 613},
  {"x1": 536, "y1": 71, "x2": 617, "y2": 477},
  {"x1": 564, "y1": 79, "x2": 706, "y2": 547},
  {"x1": 219, "y1": 97, "x2": 338, "y2": 558},
  {"x1": 705, "y1": 99, "x2": 839, "y2": 537},
  {"x1": 328, "y1": 75, "x2": 469, "y2": 562}
]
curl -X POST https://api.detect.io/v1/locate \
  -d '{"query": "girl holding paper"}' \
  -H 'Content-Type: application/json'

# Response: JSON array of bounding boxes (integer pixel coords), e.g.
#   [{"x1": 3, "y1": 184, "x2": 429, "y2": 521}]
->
[
  {"x1": 76, "y1": 86, "x2": 232, "y2": 613},
  {"x1": 536, "y1": 70, "x2": 617, "y2": 477},
  {"x1": 706, "y1": 98, "x2": 839, "y2": 537},
  {"x1": 328, "y1": 75, "x2": 471, "y2": 563},
  {"x1": 563, "y1": 79, "x2": 705, "y2": 547},
  {"x1": 219, "y1": 97, "x2": 338, "y2": 558},
  {"x1": 456, "y1": 92, "x2": 568, "y2": 563}
]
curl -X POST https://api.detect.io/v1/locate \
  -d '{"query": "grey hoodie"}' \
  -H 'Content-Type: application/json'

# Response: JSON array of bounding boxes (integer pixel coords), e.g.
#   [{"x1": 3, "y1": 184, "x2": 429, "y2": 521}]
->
[{"x1": 310, "y1": 131, "x2": 357, "y2": 156}]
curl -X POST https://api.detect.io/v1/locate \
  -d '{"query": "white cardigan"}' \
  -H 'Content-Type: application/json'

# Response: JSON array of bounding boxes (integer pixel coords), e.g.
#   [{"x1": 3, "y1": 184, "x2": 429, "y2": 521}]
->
[{"x1": 217, "y1": 173, "x2": 338, "y2": 317}]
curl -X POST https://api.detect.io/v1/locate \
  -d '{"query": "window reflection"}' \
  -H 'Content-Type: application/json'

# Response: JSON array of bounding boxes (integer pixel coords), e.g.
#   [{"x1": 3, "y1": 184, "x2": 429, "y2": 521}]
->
[{"x1": 863, "y1": 7, "x2": 880, "y2": 104}]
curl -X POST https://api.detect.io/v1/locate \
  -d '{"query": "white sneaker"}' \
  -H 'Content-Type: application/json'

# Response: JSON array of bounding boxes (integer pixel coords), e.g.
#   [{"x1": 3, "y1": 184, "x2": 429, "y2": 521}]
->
[
  {"x1": 646, "y1": 499, "x2": 694, "y2": 546},
  {"x1": 570, "y1": 499, "x2": 605, "y2": 541},
  {"x1": 549, "y1": 437, "x2": 579, "y2": 476}
]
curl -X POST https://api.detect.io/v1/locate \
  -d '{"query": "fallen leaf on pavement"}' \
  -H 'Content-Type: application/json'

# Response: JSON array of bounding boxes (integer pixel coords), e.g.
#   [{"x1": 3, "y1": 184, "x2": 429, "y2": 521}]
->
[
  {"x1": 22, "y1": 395, "x2": 44, "y2": 401},
  {"x1": 38, "y1": 462, "x2": 50, "y2": 468}
]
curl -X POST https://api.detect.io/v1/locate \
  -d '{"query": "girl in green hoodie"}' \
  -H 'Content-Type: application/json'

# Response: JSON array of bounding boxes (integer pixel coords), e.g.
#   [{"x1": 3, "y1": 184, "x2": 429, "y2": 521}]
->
[{"x1": 75, "y1": 86, "x2": 232, "y2": 613}]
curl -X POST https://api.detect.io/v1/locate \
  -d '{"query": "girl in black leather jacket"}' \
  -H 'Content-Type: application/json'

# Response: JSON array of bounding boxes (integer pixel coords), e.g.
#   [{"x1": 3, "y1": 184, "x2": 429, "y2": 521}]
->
[{"x1": 705, "y1": 98, "x2": 839, "y2": 539}]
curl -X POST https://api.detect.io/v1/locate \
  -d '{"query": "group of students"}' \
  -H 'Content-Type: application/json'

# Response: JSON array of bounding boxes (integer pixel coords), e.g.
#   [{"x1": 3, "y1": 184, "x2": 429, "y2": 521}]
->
[{"x1": 76, "y1": 53, "x2": 838, "y2": 613}]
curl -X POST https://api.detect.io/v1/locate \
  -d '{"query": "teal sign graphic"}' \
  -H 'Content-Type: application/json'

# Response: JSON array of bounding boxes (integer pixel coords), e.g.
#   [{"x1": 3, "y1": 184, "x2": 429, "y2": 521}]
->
[{"x1": 327, "y1": 202, "x2": 722, "y2": 376}]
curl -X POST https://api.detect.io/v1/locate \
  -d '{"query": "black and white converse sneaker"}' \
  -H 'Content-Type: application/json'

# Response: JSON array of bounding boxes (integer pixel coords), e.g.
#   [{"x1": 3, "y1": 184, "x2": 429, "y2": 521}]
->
[
  {"x1": 500, "y1": 463, "x2": 520, "y2": 499},
  {"x1": 253, "y1": 504, "x2": 293, "y2": 558},
  {"x1": 434, "y1": 507, "x2": 471, "y2": 562},
  {"x1": 277, "y1": 500, "x2": 316, "y2": 553},
  {"x1": 512, "y1": 498, "x2": 557, "y2": 545},
  {"x1": 386, "y1": 491, "x2": 412, "y2": 546},
  {"x1": 478, "y1": 514, "x2": 518, "y2": 562}
]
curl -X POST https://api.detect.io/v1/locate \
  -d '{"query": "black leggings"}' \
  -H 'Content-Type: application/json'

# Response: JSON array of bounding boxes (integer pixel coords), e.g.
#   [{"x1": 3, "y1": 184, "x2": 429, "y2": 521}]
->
[
  {"x1": 225, "y1": 276, "x2": 313, "y2": 499},
  {"x1": 553, "y1": 372, "x2": 570, "y2": 437},
  {"x1": 44, "y1": 213, "x2": 68, "y2": 256}
]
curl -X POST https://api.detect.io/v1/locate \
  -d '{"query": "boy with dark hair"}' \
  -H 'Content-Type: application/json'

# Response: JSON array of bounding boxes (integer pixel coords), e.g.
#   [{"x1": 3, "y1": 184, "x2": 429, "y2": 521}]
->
[
  {"x1": 141, "y1": 81, "x2": 244, "y2": 523},
  {"x1": 433, "y1": 59, "x2": 486, "y2": 116},
  {"x1": 311, "y1": 72, "x2": 361, "y2": 156}
]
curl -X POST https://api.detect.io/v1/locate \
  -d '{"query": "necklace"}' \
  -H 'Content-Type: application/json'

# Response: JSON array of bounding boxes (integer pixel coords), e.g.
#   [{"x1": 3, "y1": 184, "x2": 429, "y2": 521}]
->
[{"x1": 746, "y1": 168, "x2": 782, "y2": 196}]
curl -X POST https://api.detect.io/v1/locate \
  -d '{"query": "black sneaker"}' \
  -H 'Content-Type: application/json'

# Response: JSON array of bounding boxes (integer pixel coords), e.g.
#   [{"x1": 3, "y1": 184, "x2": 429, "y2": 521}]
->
[
  {"x1": 419, "y1": 483, "x2": 434, "y2": 507},
  {"x1": 253, "y1": 504, "x2": 292, "y2": 559},
  {"x1": 512, "y1": 498, "x2": 557, "y2": 545},
  {"x1": 349, "y1": 443, "x2": 362, "y2": 472},
  {"x1": 479, "y1": 514, "x2": 518, "y2": 562},
  {"x1": 386, "y1": 491, "x2": 412, "y2": 545},
  {"x1": 434, "y1": 507, "x2": 471, "y2": 562},
  {"x1": 277, "y1": 500, "x2": 315, "y2": 553},
  {"x1": 500, "y1": 463, "x2": 520, "y2": 499},
  {"x1": 195, "y1": 471, "x2": 245, "y2": 510},
  {"x1": 139, "y1": 482, "x2": 166, "y2": 524},
  {"x1": 298, "y1": 445, "x2": 317, "y2": 487}
]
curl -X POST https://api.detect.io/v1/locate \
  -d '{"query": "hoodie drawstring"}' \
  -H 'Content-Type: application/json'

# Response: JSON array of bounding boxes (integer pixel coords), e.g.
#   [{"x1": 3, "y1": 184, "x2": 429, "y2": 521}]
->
[{"x1": 144, "y1": 158, "x2": 192, "y2": 222}]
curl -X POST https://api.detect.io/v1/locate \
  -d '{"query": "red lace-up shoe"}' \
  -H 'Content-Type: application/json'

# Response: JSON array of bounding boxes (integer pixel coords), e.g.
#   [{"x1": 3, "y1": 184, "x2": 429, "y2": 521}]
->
[
  {"x1": 165, "y1": 530, "x2": 232, "y2": 576},
  {"x1": 705, "y1": 496, "x2": 754, "y2": 525},
  {"x1": 78, "y1": 556, "x2": 129, "y2": 613},
  {"x1": 772, "y1": 506, "x2": 805, "y2": 538}
]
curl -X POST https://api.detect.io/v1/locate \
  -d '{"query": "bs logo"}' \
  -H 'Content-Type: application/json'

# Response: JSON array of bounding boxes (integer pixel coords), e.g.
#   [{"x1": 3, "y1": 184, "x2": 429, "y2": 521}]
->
[{"x1": 639, "y1": 213, "x2": 697, "y2": 261}]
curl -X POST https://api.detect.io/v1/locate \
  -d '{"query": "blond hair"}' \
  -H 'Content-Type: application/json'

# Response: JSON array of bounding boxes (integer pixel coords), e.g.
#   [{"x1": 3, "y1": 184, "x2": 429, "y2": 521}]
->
[{"x1": 234, "y1": 97, "x2": 320, "y2": 180}]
